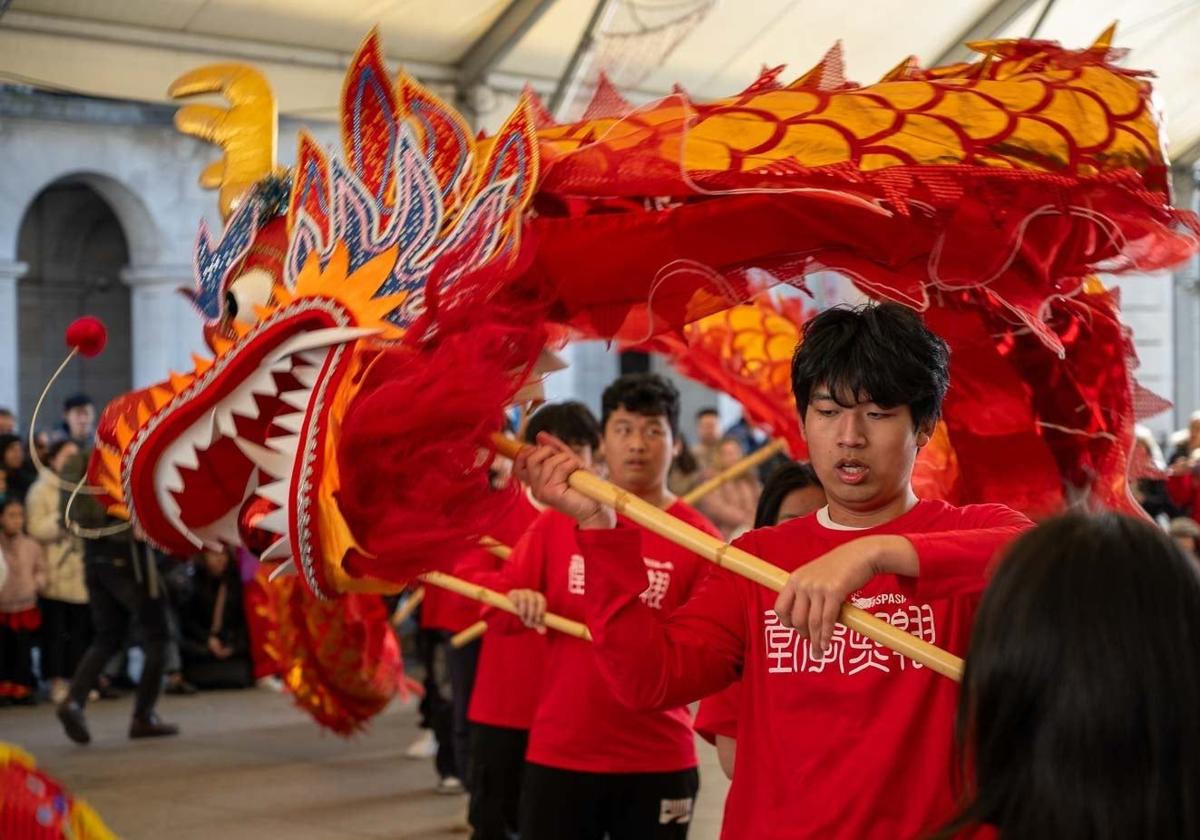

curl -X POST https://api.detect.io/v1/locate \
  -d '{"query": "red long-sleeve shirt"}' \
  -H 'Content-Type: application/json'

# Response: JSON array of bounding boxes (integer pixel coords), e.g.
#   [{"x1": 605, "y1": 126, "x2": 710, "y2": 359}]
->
[
  {"x1": 694, "y1": 681, "x2": 741, "y2": 744},
  {"x1": 495, "y1": 501, "x2": 720, "y2": 773},
  {"x1": 458, "y1": 491, "x2": 546, "y2": 730},
  {"x1": 577, "y1": 499, "x2": 1031, "y2": 840}
]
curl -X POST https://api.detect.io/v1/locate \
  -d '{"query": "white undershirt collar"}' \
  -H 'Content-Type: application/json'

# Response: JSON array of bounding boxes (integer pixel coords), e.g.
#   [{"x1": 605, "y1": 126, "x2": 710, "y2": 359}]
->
[{"x1": 816, "y1": 505, "x2": 871, "y2": 531}]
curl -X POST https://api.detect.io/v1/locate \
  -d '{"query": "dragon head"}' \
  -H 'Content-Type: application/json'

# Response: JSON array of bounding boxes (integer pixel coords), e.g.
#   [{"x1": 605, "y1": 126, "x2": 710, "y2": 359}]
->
[{"x1": 88, "y1": 32, "x2": 538, "y2": 598}]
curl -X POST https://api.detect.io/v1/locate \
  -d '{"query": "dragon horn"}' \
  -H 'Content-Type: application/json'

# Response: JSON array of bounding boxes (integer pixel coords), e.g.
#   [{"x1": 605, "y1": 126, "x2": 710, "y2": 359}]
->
[{"x1": 169, "y1": 63, "x2": 278, "y2": 220}]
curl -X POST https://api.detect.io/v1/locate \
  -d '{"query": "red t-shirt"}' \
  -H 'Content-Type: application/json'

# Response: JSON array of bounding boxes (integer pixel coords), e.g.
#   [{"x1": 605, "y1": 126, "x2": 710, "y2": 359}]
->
[
  {"x1": 496, "y1": 500, "x2": 720, "y2": 774},
  {"x1": 578, "y1": 499, "x2": 1031, "y2": 839},
  {"x1": 460, "y1": 491, "x2": 545, "y2": 730},
  {"x1": 694, "y1": 682, "x2": 741, "y2": 744}
]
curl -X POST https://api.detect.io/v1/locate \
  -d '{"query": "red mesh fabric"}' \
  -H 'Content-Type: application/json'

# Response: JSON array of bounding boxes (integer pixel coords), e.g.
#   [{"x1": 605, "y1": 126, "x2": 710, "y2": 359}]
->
[{"x1": 336, "y1": 263, "x2": 547, "y2": 584}]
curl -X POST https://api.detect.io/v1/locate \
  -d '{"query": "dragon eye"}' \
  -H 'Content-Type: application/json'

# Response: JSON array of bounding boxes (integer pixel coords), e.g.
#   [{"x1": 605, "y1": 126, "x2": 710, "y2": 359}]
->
[{"x1": 225, "y1": 269, "x2": 274, "y2": 325}]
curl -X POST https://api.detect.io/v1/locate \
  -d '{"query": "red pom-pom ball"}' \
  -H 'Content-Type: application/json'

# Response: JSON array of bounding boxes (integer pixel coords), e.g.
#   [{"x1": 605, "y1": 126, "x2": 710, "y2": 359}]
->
[{"x1": 65, "y1": 316, "x2": 107, "y2": 358}]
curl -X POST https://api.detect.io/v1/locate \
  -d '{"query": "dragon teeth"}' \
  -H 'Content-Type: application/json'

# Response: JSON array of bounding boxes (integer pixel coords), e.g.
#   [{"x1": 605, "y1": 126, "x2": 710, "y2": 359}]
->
[
  {"x1": 233, "y1": 438, "x2": 294, "y2": 481},
  {"x1": 268, "y1": 559, "x2": 298, "y2": 581},
  {"x1": 215, "y1": 406, "x2": 237, "y2": 437},
  {"x1": 174, "y1": 444, "x2": 200, "y2": 472},
  {"x1": 273, "y1": 413, "x2": 304, "y2": 434},
  {"x1": 261, "y1": 536, "x2": 291, "y2": 563},
  {"x1": 280, "y1": 391, "x2": 309, "y2": 412},
  {"x1": 156, "y1": 487, "x2": 202, "y2": 549},
  {"x1": 255, "y1": 507, "x2": 288, "y2": 535},
  {"x1": 227, "y1": 389, "x2": 260, "y2": 421},
  {"x1": 267, "y1": 434, "x2": 300, "y2": 457},
  {"x1": 293, "y1": 366, "x2": 319, "y2": 388},
  {"x1": 162, "y1": 464, "x2": 185, "y2": 493},
  {"x1": 256, "y1": 480, "x2": 290, "y2": 507},
  {"x1": 249, "y1": 369, "x2": 279, "y2": 398}
]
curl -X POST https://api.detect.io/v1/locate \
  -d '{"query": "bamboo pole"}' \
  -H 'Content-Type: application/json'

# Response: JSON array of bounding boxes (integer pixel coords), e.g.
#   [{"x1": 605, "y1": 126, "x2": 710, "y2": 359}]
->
[
  {"x1": 390, "y1": 586, "x2": 424, "y2": 626},
  {"x1": 479, "y1": 537, "x2": 511, "y2": 560},
  {"x1": 493, "y1": 434, "x2": 964, "y2": 682},
  {"x1": 461, "y1": 537, "x2": 514, "y2": 645},
  {"x1": 440, "y1": 538, "x2": 518, "y2": 647},
  {"x1": 419, "y1": 570, "x2": 592, "y2": 642},
  {"x1": 451, "y1": 620, "x2": 489, "y2": 648},
  {"x1": 683, "y1": 438, "x2": 788, "y2": 505}
]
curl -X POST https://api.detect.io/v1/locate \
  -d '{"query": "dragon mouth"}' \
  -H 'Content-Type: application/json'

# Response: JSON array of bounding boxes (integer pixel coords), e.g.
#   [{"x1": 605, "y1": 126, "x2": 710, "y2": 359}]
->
[
  {"x1": 153, "y1": 327, "x2": 362, "y2": 551},
  {"x1": 120, "y1": 298, "x2": 378, "y2": 558}
]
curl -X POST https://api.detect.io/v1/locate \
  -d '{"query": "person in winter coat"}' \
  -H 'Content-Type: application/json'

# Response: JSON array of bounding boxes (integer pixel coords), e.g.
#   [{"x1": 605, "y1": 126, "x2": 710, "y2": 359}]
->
[{"x1": 26, "y1": 440, "x2": 90, "y2": 704}]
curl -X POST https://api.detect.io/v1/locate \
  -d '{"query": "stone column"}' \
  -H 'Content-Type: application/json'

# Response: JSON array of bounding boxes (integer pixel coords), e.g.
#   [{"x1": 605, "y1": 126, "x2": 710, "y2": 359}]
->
[
  {"x1": 121, "y1": 265, "x2": 206, "y2": 389},
  {"x1": 1172, "y1": 166, "x2": 1200, "y2": 429},
  {"x1": 0, "y1": 260, "x2": 28, "y2": 416}
]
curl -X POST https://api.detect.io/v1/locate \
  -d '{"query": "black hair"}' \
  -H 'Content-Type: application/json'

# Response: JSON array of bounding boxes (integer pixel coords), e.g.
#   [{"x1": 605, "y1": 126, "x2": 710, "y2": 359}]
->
[
  {"x1": 695, "y1": 407, "x2": 719, "y2": 420},
  {"x1": 63, "y1": 393, "x2": 94, "y2": 411},
  {"x1": 524, "y1": 401, "x2": 601, "y2": 450},
  {"x1": 46, "y1": 438, "x2": 76, "y2": 464},
  {"x1": 1, "y1": 495, "x2": 23, "y2": 512},
  {"x1": 601, "y1": 373, "x2": 681, "y2": 436},
  {"x1": 0, "y1": 407, "x2": 12, "y2": 417},
  {"x1": 754, "y1": 461, "x2": 822, "y2": 528},
  {"x1": 791, "y1": 302, "x2": 949, "y2": 431},
  {"x1": 672, "y1": 432, "x2": 700, "y2": 474},
  {"x1": 938, "y1": 512, "x2": 1200, "y2": 839},
  {"x1": 0, "y1": 434, "x2": 20, "y2": 457}
]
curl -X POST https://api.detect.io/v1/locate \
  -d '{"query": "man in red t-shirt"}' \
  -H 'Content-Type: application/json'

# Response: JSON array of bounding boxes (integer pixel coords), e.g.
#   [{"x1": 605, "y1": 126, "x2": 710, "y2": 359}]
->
[
  {"x1": 457, "y1": 401, "x2": 602, "y2": 840},
  {"x1": 500, "y1": 373, "x2": 720, "y2": 840},
  {"x1": 516, "y1": 303, "x2": 1033, "y2": 840}
]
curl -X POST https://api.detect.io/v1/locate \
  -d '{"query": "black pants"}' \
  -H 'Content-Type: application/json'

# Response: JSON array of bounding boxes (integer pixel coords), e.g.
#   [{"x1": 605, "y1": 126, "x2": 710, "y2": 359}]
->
[
  {"x1": 447, "y1": 637, "x2": 480, "y2": 788},
  {"x1": 0, "y1": 624, "x2": 36, "y2": 697},
  {"x1": 520, "y1": 762, "x2": 699, "y2": 840},
  {"x1": 416, "y1": 628, "x2": 457, "y2": 778},
  {"x1": 468, "y1": 723, "x2": 528, "y2": 840},
  {"x1": 68, "y1": 560, "x2": 169, "y2": 718},
  {"x1": 38, "y1": 597, "x2": 92, "y2": 680}
]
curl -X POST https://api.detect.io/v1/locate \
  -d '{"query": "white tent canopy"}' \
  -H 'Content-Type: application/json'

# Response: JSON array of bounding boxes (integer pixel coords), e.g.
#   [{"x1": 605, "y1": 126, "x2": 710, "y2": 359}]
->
[{"x1": 2, "y1": 0, "x2": 1199, "y2": 164}]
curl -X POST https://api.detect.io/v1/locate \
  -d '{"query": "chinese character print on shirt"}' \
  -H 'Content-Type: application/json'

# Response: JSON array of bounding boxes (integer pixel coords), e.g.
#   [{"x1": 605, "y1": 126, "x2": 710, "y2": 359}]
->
[
  {"x1": 640, "y1": 558, "x2": 674, "y2": 610},
  {"x1": 761, "y1": 599, "x2": 937, "y2": 676}
]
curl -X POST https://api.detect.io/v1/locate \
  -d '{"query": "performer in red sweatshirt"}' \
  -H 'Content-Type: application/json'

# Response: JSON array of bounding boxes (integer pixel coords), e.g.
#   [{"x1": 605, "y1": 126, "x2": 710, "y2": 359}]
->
[
  {"x1": 458, "y1": 401, "x2": 601, "y2": 840},
  {"x1": 515, "y1": 303, "x2": 1032, "y2": 840},
  {"x1": 693, "y1": 460, "x2": 827, "y2": 780},
  {"x1": 499, "y1": 374, "x2": 720, "y2": 840}
]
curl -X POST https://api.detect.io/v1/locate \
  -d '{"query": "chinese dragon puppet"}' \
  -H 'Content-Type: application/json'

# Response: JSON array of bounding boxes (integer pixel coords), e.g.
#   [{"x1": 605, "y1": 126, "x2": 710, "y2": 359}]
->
[{"x1": 75, "y1": 25, "x2": 1194, "y2": 726}]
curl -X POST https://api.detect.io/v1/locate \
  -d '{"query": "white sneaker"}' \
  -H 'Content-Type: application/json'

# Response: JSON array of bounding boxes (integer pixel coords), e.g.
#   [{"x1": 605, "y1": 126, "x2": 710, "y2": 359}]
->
[
  {"x1": 435, "y1": 776, "x2": 464, "y2": 795},
  {"x1": 405, "y1": 729, "x2": 437, "y2": 759},
  {"x1": 256, "y1": 676, "x2": 285, "y2": 692}
]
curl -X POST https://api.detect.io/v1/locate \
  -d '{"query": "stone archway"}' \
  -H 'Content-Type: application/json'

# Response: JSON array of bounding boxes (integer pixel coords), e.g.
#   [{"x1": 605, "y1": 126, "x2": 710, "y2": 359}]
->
[{"x1": 15, "y1": 179, "x2": 135, "y2": 432}]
